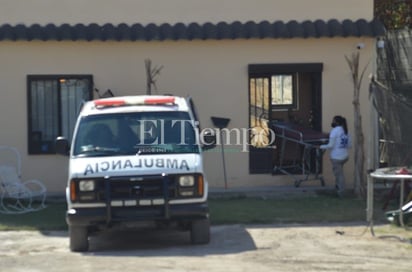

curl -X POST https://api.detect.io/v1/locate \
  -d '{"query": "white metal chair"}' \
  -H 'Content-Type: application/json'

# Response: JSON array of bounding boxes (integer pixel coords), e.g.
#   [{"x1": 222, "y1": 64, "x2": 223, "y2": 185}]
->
[{"x1": 0, "y1": 146, "x2": 47, "y2": 214}]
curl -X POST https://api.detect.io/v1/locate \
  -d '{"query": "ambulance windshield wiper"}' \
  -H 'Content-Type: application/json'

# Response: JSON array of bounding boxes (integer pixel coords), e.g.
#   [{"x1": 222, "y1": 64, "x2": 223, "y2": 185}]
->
[
  {"x1": 134, "y1": 144, "x2": 171, "y2": 155},
  {"x1": 134, "y1": 144, "x2": 199, "y2": 155},
  {"x1": 78, "y1": 145, "x2": 120, "y2": 156}
]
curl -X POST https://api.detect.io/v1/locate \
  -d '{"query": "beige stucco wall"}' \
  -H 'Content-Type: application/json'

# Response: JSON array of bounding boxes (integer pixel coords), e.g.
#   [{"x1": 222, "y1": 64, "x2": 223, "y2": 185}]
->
[
  {"x1": 0, "y1": 0, "x2": 373, "y2": 25},
  {"x1": 0, "y1": 36, "x2": 375, "y2": 194},
  {"x1": 0, "y1": 0, "x2": 377, "y2": 194}
]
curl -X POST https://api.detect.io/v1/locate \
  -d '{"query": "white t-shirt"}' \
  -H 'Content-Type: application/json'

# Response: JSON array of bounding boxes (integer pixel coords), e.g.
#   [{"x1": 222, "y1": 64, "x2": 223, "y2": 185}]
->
[{"x1": 320, "y1": 126, "x2": 351, "y2": 160}]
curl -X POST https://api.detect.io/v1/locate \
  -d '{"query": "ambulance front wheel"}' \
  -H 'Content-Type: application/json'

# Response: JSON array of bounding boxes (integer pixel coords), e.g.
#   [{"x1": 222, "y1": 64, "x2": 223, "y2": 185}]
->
[
  {"x1": 190, "y1": 218, "x2": 210, "y2": 244},
  {"x1": 69, "y1": 226, "x2": 89, "y2": 252}
]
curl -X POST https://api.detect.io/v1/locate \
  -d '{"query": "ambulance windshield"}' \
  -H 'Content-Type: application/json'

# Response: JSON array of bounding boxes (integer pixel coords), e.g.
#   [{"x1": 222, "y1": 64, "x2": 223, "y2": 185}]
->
[{"x1": 73, "y1": 111, "x2": 200, "y2": 157}]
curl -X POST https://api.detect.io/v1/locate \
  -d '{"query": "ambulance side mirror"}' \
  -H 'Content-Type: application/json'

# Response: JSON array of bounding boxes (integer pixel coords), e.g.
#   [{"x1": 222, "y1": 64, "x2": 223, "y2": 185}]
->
[
  {"x1": 55, "y1": 136, "x2": 70, "y2": 156},
  {"x1": 201, "y1": 130, "x2": 216, "y2": 150}
]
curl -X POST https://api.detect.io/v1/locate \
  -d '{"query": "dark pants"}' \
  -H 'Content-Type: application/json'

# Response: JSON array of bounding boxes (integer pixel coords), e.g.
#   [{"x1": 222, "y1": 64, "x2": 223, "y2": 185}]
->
[{"x1": 331, "y1": 158, "x2": 348, "y2": 196}]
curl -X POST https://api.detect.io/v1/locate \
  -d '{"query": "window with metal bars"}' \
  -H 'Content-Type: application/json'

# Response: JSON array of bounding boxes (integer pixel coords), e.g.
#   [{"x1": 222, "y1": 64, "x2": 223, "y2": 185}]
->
[{"x1": 27, "y1": 75, "x2": 93, "y2": 154}]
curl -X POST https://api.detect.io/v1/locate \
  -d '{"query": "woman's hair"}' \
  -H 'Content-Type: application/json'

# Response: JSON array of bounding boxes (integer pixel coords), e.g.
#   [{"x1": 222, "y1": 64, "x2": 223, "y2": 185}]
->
[{"x1": 333, "y1": 115, "x2": 348, "y2": 134}]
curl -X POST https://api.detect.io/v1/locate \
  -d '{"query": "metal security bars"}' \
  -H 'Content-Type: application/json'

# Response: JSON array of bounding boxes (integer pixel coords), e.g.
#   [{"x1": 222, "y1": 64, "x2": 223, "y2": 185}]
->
[{"x1": 27, "y1": 75, "x2": 93, "y2": 154}]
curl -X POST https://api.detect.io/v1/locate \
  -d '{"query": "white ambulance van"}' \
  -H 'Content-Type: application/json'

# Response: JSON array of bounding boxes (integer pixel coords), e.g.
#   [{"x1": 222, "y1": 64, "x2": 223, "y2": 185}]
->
[{"x1": 55, "y1": 95, "x2": 215, "y2": 252}]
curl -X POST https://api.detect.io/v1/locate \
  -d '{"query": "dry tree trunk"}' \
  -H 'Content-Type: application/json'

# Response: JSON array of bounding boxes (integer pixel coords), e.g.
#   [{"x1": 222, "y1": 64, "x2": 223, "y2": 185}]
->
[
  {"x1": 145, "y1": 59, "x2": 152, "y2": 95},
  {"x1": 145, "y1": 59, "x2": 163, "y2": 95},
  {"x1": 345, "y1": 51, "x2": 369, "y2": 197}
]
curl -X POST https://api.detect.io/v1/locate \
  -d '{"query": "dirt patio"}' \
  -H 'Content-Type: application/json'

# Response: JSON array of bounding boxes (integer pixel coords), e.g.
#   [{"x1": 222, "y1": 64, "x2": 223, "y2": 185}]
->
[{"x1": 0, "y1": 223, "x2": 410, "y2": 272}]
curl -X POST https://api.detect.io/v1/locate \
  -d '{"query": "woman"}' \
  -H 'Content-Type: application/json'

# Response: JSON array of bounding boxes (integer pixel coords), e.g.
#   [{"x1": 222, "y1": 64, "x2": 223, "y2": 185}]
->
[{"x1": 320, "y1": 115, "x2": 351, "y2": 197}]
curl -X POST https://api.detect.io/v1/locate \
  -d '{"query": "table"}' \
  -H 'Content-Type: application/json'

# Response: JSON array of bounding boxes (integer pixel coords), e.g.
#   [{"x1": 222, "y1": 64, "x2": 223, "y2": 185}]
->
[{"x1": 367, "y1": 167, "x2": 412, "y2": 235}]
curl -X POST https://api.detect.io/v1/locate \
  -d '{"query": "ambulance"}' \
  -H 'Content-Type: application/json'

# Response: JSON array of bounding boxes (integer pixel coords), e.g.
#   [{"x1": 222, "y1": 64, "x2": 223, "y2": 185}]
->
[{"x1": 55, "y1": 95, "x2": 215, "y2": 252}]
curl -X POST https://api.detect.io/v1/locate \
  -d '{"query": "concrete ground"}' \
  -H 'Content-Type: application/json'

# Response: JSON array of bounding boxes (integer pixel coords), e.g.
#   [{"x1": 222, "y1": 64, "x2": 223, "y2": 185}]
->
[
  {"x1": 2, "y1": 184, "x2": 410, "y2": 272},
  {"x1": 0, "y1": 223, "x2": 411, "y2": 272}
]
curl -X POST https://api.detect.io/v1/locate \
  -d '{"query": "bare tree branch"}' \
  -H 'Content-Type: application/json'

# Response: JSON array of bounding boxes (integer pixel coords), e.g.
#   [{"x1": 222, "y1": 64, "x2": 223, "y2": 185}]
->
[{"x1": 145, "y1": 58, "x2": 163, "y2": 95}]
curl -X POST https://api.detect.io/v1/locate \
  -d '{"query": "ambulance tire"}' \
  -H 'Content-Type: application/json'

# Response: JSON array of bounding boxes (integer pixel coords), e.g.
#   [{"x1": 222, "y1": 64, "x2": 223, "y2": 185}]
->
[
  {"x1": 69, "y1": 226, "x2": 89, "y2": 252},
  {"x1": 190, "y1": 218, "x2": 210, "y2": 244}
]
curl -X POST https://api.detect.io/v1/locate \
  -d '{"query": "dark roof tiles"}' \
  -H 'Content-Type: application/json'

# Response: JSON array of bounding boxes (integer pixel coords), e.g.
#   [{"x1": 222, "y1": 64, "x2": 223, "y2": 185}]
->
[
  {"x1": 187, "y1": 23, "x2": 203, "y2": 40},
  {"x1": 258, "y1": 21, "x2": 273, "y2": 39},
  {"x1": 173, "y1": 23, "x2": 187, "y2": 40},
  {"x1": 273, "y1": 21, "x2": 289, "y2": 38},
  {"x1": 327, "y1": 19, "x2": 343, "y2": 37},
  {"x1": 230, "y1": 21, "x2": 244, "y2": 39},
  {"x1": 44, "y1": 24, "x2": 58, "y2": 40},
  {"x1": 314, "y1": 20, "x2": 329, "y2": 37},
  {"x1": 0, "y1": 19, "x2": 384, "y2": 42},
  {"x1": 117, "y1": 23, "x2": 130, "y2": 40}
]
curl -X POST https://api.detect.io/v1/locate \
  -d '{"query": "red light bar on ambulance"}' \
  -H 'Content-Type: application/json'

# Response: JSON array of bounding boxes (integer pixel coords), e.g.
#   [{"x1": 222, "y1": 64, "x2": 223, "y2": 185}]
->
[{"x1": 94, "y1": 96, "x2": 176, "y2": 108}]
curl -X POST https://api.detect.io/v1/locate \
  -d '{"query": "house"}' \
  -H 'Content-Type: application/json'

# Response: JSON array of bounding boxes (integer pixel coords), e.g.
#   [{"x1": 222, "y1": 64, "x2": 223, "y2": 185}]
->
[{"x1": 0, "y1": 0, "x2": 384, "y2": 195}]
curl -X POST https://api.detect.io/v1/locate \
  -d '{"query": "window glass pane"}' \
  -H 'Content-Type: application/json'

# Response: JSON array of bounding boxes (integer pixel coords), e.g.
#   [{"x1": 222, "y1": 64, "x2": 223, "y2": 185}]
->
[
  {"x1": 271, "y1": 75, "x2": 293, "y2": 105},
  {"x1": 249, "y1": 78, "x2": 269, "y2": 126},
  {"x1": 29, "y1": 80, "x2": 59, "y2": 153},
  {"x1": 249, "y1": 77, "x2": 270, "y2": 148},
  {"x1": 60, "y1": 78, "x2": 91, "y2": 142}
]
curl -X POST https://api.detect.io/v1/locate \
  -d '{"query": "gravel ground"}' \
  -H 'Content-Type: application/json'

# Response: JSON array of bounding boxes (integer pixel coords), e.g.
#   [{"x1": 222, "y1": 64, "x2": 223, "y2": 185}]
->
[{"x1": 0, "y1": 223, "x2": 411, "y2": 272}]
